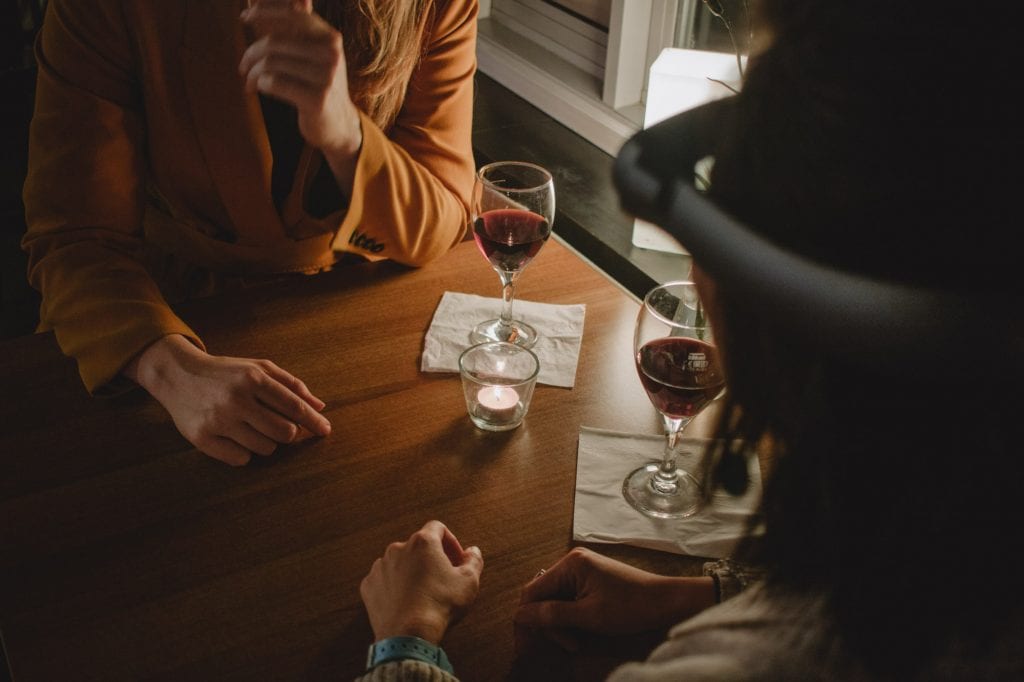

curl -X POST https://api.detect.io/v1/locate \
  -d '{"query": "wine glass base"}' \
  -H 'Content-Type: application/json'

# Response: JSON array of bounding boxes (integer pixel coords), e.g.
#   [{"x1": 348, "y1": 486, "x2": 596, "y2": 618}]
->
[
  {"x1": 622, "y1": 464, "x2": 703, "y2": 519},
  {"x1": 471, "y1": 318, "x2": 539, "y2": 349}
]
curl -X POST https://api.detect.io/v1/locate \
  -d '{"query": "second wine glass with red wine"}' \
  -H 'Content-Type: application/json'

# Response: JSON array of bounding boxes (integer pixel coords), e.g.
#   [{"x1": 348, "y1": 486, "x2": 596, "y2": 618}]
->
[
  {"x1": 470, "y1": 161, "x2": 555, "y2": 350},
  {"x1": 625, "y1": 281, "x2": 726, "y2": 519}
]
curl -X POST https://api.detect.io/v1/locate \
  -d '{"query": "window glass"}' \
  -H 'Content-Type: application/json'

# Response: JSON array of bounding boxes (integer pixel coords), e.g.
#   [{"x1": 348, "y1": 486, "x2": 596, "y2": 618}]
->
[
  {"x1": 677, "y1": 0, "x2": 752, "y2": 55},
  {"x1": 478, "y1": 0, "x2": 757, "y2": 155}
]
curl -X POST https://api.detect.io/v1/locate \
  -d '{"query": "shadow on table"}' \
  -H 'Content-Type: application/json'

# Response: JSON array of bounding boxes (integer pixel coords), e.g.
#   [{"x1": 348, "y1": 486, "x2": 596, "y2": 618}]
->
[
  {"x1": 419, "y1": 414, "x2": 527, "y2": 464},
  {"x1": 507, "y1": 627, "x2": 665, "y2": 681}
]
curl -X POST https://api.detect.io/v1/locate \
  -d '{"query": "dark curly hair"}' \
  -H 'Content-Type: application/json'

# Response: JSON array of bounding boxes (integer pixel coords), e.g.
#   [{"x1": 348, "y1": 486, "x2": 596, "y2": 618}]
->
[{"x1": 701, "y1": 1, "x2": 1022, "y2": 677}]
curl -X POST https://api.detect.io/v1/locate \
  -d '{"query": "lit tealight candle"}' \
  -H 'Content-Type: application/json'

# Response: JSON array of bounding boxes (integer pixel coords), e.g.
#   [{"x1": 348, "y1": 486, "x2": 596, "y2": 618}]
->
[{"x1": 476, "y1": 385, "x2": 520, "y2": 422}]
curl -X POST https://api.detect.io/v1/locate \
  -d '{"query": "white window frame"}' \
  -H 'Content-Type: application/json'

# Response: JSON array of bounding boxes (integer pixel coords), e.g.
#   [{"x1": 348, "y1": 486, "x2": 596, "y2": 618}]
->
[{"x1": 477, "y1": 0, "x2": 686, "y2": 156}]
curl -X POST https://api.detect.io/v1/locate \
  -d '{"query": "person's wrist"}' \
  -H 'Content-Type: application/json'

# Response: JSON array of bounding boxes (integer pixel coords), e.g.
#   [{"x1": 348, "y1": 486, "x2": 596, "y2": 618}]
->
[
  {"x1": 125, "y1": 334, "x2": 196, "y2": 397},
  {"x1": 634, "y1": 569, "x2": 716, "y2": 622},
  {"x1": 650, "y1": 575, "x2": 717, "y2": 626},
  {"x1": 320, "y1": 105, "x2": 362, "y2": 172},
  {"x1": 324, "y1": 124, "x2": 362, "y2": 159},
  {"x1": 374, "y1": 615, "x2": 447, "y2": 646}
]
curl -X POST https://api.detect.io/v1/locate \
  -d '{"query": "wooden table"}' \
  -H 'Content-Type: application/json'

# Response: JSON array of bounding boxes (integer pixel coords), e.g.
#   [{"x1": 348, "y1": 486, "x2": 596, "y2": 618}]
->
[{"x1": 0, "y1": 238, "x2": 714, "y2": 681}]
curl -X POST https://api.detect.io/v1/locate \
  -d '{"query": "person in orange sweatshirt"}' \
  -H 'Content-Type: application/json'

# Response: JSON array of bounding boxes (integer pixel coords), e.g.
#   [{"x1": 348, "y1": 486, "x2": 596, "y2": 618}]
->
[{"x1": 23, "y1": 0, "x2": 478, "y2": 465}]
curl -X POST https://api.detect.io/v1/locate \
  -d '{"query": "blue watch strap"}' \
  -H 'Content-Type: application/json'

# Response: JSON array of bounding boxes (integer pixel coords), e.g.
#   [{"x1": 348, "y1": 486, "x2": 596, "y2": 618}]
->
[{"x1": 366, "y1": 636, "x2": 454, "y2": 675}]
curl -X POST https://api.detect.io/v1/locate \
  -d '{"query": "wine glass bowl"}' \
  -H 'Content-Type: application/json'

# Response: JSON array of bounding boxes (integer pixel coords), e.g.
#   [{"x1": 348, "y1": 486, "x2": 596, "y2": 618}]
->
[
  {"x1": 624, "y1": 281, "x2": 726, "y2": 519},
  {"x1": 470, "y1": 161, "x2": 555, "y2": 349}
]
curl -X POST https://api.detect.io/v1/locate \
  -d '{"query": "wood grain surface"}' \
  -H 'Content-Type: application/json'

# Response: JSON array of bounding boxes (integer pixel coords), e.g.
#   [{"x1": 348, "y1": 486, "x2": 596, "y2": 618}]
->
[{"x1": 0, "y1": 238, "x2": 715, "y2": 682}]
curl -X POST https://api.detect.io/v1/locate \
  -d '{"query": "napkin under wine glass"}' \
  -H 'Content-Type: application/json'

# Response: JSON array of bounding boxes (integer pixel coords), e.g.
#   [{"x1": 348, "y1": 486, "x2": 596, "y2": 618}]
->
[
  {"x1": 573, "y1": 426, "x2": 763, "y2": 558},
  {"x1": 420, "y1": 291, "x2": 585, "y2": 388}
]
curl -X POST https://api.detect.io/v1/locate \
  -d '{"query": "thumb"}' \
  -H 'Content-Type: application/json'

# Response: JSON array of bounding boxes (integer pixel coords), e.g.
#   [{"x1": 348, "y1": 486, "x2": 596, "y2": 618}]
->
[
  {"x1": 514, "y1": 599, "x2": 585, "y2": 630},
  {"x1": 294, "y1": 0, "x2": 313, "y2": 13},
  {"x1": 461, "y1": 545, "x2": 484, "y2": 577}
]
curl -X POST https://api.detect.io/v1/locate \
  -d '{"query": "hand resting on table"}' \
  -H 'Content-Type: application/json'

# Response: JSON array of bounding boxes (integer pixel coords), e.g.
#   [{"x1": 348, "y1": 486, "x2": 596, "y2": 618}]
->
[{"x1": 124, "y1": 334, "x2": 331, "y2": 466}]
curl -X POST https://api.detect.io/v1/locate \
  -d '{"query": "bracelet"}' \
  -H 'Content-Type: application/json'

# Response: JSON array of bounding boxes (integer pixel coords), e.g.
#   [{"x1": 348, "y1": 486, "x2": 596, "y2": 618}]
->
[
  {"x1": 366, "y1": 636, "x2": 454, "y2": 675},
  {"x1": 710, "y1": 572, "x2": 723, "y2": 603},
  {"x1": 702, "y1": 558, "x2": 765, "y2": 602}
]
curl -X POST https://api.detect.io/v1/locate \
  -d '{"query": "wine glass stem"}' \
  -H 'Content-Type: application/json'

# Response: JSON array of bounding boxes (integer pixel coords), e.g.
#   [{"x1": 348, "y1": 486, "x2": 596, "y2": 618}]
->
[
  {"x1": 652, "y1": 417, "x2": 691, "y2": 494},
  {"x1": 498, "y1": 270, "x2": 517, "y2": 328}
]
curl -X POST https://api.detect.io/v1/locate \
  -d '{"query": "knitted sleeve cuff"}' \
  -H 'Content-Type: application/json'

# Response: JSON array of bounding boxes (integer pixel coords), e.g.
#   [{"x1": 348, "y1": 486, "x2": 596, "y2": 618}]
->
[{"x1": 355, "y1": 659, "x2": 460, "y2": 682}]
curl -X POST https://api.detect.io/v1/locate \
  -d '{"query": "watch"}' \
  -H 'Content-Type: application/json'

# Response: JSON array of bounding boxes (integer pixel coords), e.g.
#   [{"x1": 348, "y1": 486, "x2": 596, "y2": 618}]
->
[{"x1": 365, "y1": 636, "x2": 454, "y2": 675}]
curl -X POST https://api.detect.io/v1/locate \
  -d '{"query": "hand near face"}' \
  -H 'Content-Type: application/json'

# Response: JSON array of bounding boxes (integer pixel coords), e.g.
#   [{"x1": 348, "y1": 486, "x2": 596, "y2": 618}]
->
[
  {"x1": 239, "y1": 0, "x2": 362, "y2": 161},
  {"x1": 361, "y1": 521, "x2": 484, "y2": 645},
  {"x1": 514, "y1": 547, "x2": 716, "y2": 652},
  {"x1": 125, "y1": 334, "x2": 331, "y2": 466}
]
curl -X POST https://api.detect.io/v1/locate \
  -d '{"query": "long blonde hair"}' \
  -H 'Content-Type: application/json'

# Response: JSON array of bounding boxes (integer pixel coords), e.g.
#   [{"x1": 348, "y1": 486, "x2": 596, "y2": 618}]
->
[{"x1": 316, "y1": 0, "x2": 434, "y2": 130}]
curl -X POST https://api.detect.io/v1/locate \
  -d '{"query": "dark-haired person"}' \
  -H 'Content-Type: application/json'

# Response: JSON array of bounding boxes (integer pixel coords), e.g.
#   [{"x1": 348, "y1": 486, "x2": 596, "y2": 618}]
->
[
  {"x1": 22, "y1": 0, "x2": 477, "y2": 465},
  {"x1": 355, "y1": 1, "x2": 1023, "y2": 679}
]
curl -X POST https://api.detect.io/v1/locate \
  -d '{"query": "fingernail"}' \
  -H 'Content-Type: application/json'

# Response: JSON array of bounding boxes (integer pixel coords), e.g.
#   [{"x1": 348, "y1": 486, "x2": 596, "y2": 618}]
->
[{"x1": 467, "y1": 545, "x2": 482, "y2": 557}]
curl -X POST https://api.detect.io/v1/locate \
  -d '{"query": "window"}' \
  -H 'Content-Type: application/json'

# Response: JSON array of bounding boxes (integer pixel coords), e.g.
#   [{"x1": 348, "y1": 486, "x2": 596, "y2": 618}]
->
[
  {"x1": 476, "y1": 0, "x2": 748, "y2": 155},
  {"x1": 548, "y1": 1, "x2": 612, "y2": 29}
]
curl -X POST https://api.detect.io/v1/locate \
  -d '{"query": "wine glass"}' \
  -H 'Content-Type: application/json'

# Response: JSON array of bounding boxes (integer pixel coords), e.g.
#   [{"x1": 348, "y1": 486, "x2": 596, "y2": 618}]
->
[
  {"x1": 624, "y1": 281, "x2": 726, "y2": 519},
  {"x1": 470, "y1": 161, "x2": 555, "y2": 350}
]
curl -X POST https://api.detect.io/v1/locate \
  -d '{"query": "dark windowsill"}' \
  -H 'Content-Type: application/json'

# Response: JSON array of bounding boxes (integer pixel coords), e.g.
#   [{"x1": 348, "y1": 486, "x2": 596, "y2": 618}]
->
[{"x1": 471, "y1": 73, "x2": 691, "y2": 299}]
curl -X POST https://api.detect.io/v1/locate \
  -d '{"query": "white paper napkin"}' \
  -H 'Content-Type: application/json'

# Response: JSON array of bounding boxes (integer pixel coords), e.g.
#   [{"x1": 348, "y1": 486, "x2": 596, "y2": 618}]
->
[
  {"x1": 573, "y1": 426, "x2": 763, "y2": 558},
  {"x1": 420, "y1": 291, "x2": 586, "y2": 388}
]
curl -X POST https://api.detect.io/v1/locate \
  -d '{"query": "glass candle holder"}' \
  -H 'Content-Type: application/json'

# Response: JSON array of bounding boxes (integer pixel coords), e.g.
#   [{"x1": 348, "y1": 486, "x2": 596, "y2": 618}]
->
[{"x1": 458, "y1": 342, "x2": 539, "y2": 431}]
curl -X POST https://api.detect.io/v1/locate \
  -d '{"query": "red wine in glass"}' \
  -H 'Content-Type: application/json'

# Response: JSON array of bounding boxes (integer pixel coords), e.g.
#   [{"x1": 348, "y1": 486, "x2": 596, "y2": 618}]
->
[
  {"x1": 625, "y1": 281, "x2": 723, "y2": 519},
  {"x1": 473, "y1": 208, "x2": 551, "y2": 273},
  {"x1": 470, "y1": 161, "x2": 555, "y2": 350},
  {"x1": 636, "y1": 337, "x2": 725, "y2": 419}
]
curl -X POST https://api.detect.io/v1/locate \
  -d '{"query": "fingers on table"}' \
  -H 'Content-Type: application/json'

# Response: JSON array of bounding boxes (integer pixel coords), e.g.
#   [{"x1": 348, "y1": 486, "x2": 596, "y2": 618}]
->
[
  {"x1": 438, "y1": 523, "x2": 464, "y2": 562},
  {"x1": 243, "y1": 400, "x2": 296, "y2": 441},
  {"x1": 519, "y1": 550, "x2": 584, "y2": 604},
  {"x1": 202, "y1": 435, "x2": 255, "y2": 467},
  {"x1": 259, "y1": 360, "x2": 327, "y2": 412},
  {"x1": 229, "y1": 422, "x2": 280, "y2": 457},
  {"x1": 256, "y1": 373, "x2": 331, "y2": 437},
  {"x1": 462, "y1": 544, "x2": 484, "y2": 567},
  {"x1": 425, "y1": 522, "x2": 484, "y2": 573}
]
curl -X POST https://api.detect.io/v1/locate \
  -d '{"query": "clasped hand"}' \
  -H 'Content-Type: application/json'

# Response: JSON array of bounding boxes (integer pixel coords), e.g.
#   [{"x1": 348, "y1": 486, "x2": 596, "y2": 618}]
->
[
  {"x1": 360, "y1": 521, "x2": 484, "y2": 645},
  {"x1": 360, "y1": 523, "x2": 716, "y2": 652},
  {"x1": 514, "y1": 547, "x2": 716, "y2": 652}
]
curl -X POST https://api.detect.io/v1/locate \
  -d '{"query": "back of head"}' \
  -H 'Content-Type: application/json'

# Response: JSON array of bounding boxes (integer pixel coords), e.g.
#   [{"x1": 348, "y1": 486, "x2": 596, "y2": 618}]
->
[
  {"x1": 704, "y1": 1, "x2": 1024, "y2": 676},
  {"x1": 713, "y1": 1, "x2": 1015, "y2": 289}
]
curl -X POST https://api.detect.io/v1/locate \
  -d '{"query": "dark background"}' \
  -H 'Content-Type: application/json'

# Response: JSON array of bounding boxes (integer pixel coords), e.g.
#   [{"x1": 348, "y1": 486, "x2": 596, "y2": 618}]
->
[{"x1": 1, "y1": 0, "x2": 44, "y2": 341}]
